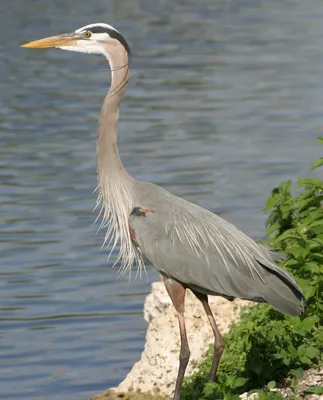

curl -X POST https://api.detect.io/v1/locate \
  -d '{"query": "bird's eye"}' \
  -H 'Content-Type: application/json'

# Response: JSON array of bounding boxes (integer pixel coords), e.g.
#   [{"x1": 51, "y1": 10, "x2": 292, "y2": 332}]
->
[{"x1": 84, "y1": 31, "x2": 92, "y2": 38}]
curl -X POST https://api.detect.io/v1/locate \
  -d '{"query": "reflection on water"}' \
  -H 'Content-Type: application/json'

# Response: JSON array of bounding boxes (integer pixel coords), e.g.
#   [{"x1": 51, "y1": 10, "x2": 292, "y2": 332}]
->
[{"x1": 0, "y1": 0, "x2": 322, "y2": 399}]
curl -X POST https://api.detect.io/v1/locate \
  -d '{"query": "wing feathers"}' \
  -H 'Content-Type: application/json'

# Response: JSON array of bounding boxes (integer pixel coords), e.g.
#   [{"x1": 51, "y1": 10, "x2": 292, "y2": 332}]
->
[{"x1": 130, "y1": 184, "x2": 306, "y2": 316}]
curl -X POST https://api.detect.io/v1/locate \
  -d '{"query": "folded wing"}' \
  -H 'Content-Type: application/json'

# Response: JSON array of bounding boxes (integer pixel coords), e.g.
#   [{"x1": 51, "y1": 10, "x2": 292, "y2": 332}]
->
[{"x1": 129, "y1": 189, "x2": 306, "y2": 316}]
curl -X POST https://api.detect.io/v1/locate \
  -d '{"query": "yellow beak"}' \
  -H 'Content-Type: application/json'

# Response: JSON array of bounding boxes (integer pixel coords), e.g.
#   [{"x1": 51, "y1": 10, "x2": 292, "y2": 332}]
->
[{"x1": 21, "y1": 34, "x2": 78, "y2": 48}]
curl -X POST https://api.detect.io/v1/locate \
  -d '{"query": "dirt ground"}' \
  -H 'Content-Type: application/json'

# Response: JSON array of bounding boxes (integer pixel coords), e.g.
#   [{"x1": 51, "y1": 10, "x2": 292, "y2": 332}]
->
[{"x1": 90, "y1": 388, "x2": 167, "y2": 400}]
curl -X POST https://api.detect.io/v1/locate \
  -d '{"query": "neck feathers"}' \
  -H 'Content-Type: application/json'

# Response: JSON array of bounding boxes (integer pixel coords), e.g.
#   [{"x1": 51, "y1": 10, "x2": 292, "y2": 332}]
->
[{"x1": 96, "y1": 41, "x2": 144, "y2": 276}]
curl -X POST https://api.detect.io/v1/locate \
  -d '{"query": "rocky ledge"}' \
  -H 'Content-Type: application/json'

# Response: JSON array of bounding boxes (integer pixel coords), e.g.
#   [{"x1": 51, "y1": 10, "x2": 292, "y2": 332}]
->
[{"x1": 91, "y1": 281, "x2": 251, "y2": 399}]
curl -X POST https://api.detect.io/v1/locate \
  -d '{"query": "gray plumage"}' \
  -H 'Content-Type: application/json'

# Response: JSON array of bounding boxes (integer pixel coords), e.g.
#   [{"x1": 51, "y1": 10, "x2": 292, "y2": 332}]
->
[
  {"x1": 22, "y1": 23, "x2": 306, "y2": 400},
  {"x1": 129, "y1": 182, "x2": 305, "y2": 316}
]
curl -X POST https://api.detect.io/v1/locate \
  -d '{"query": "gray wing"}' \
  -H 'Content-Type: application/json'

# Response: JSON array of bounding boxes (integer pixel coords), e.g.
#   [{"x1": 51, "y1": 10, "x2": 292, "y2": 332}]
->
[{"x1": 130, "y1": 183, "x2": 306, "y2": 316}]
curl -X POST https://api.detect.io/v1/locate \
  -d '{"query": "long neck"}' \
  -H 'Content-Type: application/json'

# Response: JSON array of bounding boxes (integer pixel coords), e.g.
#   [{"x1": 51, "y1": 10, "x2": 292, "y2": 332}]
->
[
  {"x1": 96, "y1": 43, "x2": 141, "y2": 274},
  {"x1": 97, "y1": 46, "x2": 130, "y2": 178}
]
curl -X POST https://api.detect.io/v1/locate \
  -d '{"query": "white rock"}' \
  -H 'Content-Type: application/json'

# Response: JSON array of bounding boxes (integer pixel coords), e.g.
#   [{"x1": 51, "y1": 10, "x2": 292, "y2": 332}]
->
[
  {"x1": 144, "y1": 281, "x2": 172, "y2": 323},
  {"x1": 240, "y1": 393, "x2": 258, "y2": 400}
]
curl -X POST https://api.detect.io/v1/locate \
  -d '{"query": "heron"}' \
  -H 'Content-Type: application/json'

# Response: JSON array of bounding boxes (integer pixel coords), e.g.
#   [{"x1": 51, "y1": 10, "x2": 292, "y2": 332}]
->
[{"x1": 22, "y1": 23, "x2": 306, "y2": 400}]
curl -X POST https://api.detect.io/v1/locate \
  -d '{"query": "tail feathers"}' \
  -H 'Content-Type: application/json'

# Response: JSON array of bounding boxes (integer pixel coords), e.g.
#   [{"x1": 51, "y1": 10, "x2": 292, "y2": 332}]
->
[
  {"x1": 263, "y1": 277, "x2": 306, "y2": 316},
  {"x1": 257, "y1": 258, "x2": 307, "y2": 316}
]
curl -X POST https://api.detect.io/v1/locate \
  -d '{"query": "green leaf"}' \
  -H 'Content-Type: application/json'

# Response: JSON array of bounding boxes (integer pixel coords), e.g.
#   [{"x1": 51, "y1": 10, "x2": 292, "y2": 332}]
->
[
  {"x1": 282, "y1": 356, "x2": 291, "y2": 366},
  {"x1": 267, "y1": 381, "x2": 276, "y2": 390},
  {"x1": 264, "y1": 195, "x2": 280, "y2": 211},
  {"x1": 304, "y1": 346, "x2": 320, "y2": 359},
  {"x1": 308, "y1": 218, "x2": 323, "y2": 228},
  {"x1": 299, "y1": 355, "x2": 312, "y2": 365},
  {"x1": 297, "y1": 277, "x2": 312, "y2": 289},
  {"x1": 232, "y1": 377, "x2": 249, "y2": 389},
  {"x1": 312, "y1": 252, "x2": 323, "y2": 262},
  {"x1": 317, "y1": 137, "x2": 323, "y2": 143},
  {"x1": 290, "y1": 368, "x2": 304, "y2": 379},
  {"x1": 310, "y1": 157, "x2": 323, "y2": 171},
  {"x1": 304, "y1": 386, "x2": 323, "y2": 395},
  {"x1": 281, "y1": 180, "x2": 292, "y2": 194},
  {"x1": 266, "y1": 221, "x2": 281, "y2": 236},
  {"x1": 309, "y1": 224, "x2": 323, "y2": 234},
  {"x1": 298, "y1": 178, "x2": 323, "y2": 190},
  {"x1": 297, "y1": 344, "x2": 306, "y2": 355},
  {"x1": 276, "y1": 227, "x2": 298, "y2": 239},
  {"x1": 301, "y1": 316, "x2": 318, "y2": 330},
  {"x1": 290, "y1": 377, "x2": 297, "y2": 391},
  {"x1": 286, "y1": 246, "x2": 306, "y2": 260},
  {"x1": 302, "y1": 284, "x2": 316, "y2": 300},
  {"x1": 303, "y1": 210, "x2": 323, "y2": 225},
  {"x1": 303, "y1": 263, "x2": 320, "y2": 274},
  {"x1": 287, "y1": 344, "x2": 297, "y2": 356},
  {"x1": 202, "y1": 382, "x2": 216, "y2": 395}
]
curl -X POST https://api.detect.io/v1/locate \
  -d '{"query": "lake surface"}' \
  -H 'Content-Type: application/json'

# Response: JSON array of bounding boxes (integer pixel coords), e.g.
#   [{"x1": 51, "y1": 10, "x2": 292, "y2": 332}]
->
[{"x1": 1, "y1": 0, "x2": 322, "y2": 399}]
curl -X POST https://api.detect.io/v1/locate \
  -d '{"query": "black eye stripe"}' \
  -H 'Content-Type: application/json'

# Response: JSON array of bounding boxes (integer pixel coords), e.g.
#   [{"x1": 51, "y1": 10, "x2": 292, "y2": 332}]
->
[{"x1": 86, "y1": 26, "x2": 131, "y2": 55}]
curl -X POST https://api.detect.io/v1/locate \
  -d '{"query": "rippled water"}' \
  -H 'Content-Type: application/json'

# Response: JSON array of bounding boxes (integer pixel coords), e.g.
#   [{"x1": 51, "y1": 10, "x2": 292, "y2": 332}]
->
[{"x1": 1, "y1": 0, "x2": 322, "y2": 399}]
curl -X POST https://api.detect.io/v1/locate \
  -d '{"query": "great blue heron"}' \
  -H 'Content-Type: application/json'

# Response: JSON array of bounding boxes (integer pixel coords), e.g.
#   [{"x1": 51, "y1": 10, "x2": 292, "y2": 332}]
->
[{"x1": 22, "y1": 23, "x2": 306, "y2": 400}]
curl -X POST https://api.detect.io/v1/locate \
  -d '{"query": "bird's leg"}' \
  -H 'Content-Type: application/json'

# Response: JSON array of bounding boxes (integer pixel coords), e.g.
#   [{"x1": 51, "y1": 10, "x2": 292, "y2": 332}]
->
[
  {"x1": 163, "y1": 276, "x2": 190, "y2": 400},
  {"x1": 193, "y1": 292, "x2": 224, "y2": 382}
]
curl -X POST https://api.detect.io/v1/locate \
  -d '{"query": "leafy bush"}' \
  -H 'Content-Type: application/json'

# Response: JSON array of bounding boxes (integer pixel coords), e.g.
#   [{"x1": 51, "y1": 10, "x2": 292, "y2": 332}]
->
[{"x1": 181, "y1": 138, "x2": 323, "y2": 399}]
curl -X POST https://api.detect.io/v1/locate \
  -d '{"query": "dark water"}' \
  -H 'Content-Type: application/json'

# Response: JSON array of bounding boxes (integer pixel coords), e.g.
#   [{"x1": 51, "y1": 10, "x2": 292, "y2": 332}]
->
[{"x1": 1, "y1": 0, "x2": 322, "y2": 399}]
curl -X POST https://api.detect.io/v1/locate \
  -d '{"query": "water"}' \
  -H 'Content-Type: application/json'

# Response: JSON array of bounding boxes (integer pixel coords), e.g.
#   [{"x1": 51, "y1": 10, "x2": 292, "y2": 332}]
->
[{"x1": 1, "y1": 0, "x2": 322, "y2": 399}]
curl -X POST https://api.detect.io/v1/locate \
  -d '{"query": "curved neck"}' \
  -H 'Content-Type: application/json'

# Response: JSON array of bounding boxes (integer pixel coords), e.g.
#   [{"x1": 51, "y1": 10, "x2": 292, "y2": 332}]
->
[
  {"x1": 97, "y1": 45, "x2": 131, "y2": 180},
  {"x1": 96, "y1": 43, "x2": 139, "y2": 273}
]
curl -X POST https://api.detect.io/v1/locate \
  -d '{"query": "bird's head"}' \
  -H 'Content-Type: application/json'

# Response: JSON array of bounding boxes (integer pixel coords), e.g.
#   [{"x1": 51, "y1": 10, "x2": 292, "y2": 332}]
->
[{"x1": 21, "y1": 22, "x2": 130, "y2": 57}]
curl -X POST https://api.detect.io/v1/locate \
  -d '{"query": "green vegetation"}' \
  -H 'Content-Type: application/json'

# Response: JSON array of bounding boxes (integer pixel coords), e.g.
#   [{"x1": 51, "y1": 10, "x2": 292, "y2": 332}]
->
[{"x1": 181, "y1": 138, "x2": 323, "y2": 399}]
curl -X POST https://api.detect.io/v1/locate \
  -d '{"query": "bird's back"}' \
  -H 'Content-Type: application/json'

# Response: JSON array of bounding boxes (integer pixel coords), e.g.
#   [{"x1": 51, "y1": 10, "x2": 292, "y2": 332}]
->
[{"x1": 130, "y1": 181, "x2": 306, "y2": 316}]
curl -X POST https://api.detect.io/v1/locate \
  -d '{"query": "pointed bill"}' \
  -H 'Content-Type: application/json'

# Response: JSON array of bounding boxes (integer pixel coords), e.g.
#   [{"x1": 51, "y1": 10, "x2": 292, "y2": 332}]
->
[{"x1": 21, "y1": 34, "x2": 78, "y2": 48}]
